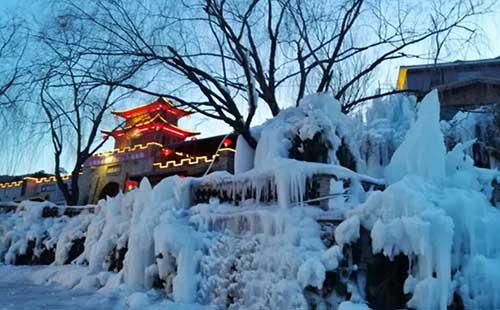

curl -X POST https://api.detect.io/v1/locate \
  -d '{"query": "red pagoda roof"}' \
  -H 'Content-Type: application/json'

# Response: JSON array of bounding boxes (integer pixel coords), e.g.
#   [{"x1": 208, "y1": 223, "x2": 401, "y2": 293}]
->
[
  {"x1": 112, "y1": 97, "x2": 193, "y2": 119},
  {"x1": 102, "y1": 121, "x2": 200, "y2": 139}
]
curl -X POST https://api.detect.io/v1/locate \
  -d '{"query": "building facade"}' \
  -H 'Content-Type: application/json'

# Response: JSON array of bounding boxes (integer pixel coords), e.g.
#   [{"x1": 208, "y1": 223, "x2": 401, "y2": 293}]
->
[
  {"x1": 396, "y1": 57, "x2": 500, "y2": 119},
  {"x1": 0, "y1": 174, "x2": 70, "y2": 204},
  {"x1": 0, "y1": 98, "x2": 236, "y2": 205},
  {"x1": 397, "y1": 58, "x2": 500, "y2": 168}
]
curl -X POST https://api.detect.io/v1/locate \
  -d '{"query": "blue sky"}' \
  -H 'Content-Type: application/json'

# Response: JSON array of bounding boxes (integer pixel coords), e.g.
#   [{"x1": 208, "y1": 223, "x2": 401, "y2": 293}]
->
[{"x1": 1, "y1": 0, "x2": 500, "y2": 175}]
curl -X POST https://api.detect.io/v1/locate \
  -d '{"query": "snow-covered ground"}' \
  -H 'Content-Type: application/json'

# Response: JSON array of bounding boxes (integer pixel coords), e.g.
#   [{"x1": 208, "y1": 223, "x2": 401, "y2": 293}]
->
[
  {"x1": 0, "y1": 265, "x2": 124, "y2": 310},
  {"x1": 0, "y1": 265, "x2": 214, "y2": 310}
]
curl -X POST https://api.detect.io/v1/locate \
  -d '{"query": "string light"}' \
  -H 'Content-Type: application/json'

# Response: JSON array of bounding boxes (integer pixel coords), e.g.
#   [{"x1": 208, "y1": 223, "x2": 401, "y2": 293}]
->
[
  {"x1": 93, "y1": 142, "x2": 163, "y2": 157},
  {"x1": 102, "y1": 98, "x2": 200, "y2": 141},
  {"x1": 106, "y1": 113, "x2": 199, "y2": 134},
  {"x1": 24, "y1": 175, "x2": 71, "y2": 183},
  {"x1": 0, "y1": 181, "x2": 23, "y2": 189},
  {"x1": 103, "y1": 116, "x2": 200, "y2": 140},
  {"x1": 111, "y1": 122, "x2": 199, "y2": 139},
  {"x1": 153, "y1": 148, "x2": 235, "y2": 169},
  {"x1": 0, "y1": 174, "x2": 77, "y2": 188},
  {"x1": 2, "y1": 98, "x2": 233, "y2": 191}
]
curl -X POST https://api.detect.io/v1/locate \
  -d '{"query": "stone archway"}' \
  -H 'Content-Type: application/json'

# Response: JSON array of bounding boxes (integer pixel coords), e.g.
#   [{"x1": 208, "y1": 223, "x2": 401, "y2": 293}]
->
[{"x1": 98, "y1": 182, "x2": 120, "y2": 200}]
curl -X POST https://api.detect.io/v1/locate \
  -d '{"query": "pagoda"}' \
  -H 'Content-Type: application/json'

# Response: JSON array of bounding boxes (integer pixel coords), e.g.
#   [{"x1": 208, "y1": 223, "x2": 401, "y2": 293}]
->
[{"x1": 102, "y1": 97, "x2": 200, "y2": 148}]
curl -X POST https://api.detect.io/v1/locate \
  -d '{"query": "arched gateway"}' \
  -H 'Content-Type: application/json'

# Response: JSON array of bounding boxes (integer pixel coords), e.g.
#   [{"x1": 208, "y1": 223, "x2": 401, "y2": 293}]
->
[{"x1": 98, "y1": 182, "x2": 120, "y2": 200}]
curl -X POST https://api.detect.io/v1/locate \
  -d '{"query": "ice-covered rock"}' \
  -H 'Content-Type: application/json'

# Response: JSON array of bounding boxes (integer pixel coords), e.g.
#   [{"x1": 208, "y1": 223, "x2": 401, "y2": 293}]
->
[
  {"x1": 340, "y1": 89, "x2": 500, "y2": 309},
  {"x1": 442, "y1": 105, "x2": 500, "y2": 169}
]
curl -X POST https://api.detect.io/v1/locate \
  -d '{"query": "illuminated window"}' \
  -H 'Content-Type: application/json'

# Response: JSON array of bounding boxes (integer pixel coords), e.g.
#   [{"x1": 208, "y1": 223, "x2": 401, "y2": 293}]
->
[{"x1": 107, "y1": 165, "x2": 121, "y2": 175}]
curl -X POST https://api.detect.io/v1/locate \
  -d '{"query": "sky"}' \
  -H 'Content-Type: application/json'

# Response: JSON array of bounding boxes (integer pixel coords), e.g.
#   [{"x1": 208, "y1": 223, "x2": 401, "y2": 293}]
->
[{"x1": 1, "y1": 0, "x2": 500, "y2": 175}]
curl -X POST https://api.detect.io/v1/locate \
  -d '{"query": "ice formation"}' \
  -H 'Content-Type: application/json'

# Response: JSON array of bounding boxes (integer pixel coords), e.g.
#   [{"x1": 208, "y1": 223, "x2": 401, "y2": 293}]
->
[
  {"x1": 343, "y1": 91, "x2": 500, "y2": 309},
  {"x1": 355, "y1": 94, "x2": 416, "y2": 178},
  {"x1": 2, "y1": 92, "x2": 500, "y2": 310},
  {"x1": 442, "y1": 105, "x2": 500, "y2": 169},
  {"x1": 0, "y1": 201, "x2": 93, "y2": 265},
  {"x1": 234, "y1": 134, "x2": 255, "y2": 173},
  {"x1": 236, "y1": 93, "x2": 382, "y2": 209},
  {"x1": 385, "y1": 90, "x2": 446, "y2": 184},
  {"x1": 254, "y1": 93, "x2": 354, "y2": 169}
]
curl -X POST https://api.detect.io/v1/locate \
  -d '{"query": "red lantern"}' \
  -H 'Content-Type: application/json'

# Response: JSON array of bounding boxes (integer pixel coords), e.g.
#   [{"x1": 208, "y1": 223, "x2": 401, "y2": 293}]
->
[
  {"x1": 125, "y1": 180, "x2": 138, "y2": 191},
  {"x1": 161, "y1": 148, "x2": 173, "y2": 156},
  {"x1": 223, "y1": 138, "x2": 233, "y2": 147}
]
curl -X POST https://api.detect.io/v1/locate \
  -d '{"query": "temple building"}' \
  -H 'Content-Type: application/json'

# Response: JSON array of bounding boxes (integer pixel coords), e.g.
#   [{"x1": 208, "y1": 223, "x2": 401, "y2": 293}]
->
[
  {"x1": 104, "y1": 97, "x2": 200, "y2": 148},
  {"x1": 0, "y1": 98, "x2": 236, "y2": 205}
]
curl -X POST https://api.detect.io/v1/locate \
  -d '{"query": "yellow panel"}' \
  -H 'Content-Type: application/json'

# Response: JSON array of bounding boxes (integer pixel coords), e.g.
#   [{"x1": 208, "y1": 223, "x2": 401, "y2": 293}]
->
[{"x1": 396, "y1": 67, "x2": 408, "y2": 90}]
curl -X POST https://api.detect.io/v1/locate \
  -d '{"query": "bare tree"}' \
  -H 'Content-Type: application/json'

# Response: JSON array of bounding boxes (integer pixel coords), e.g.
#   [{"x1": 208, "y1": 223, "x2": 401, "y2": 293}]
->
[
  {"x1": 0, "y1": 17, "x2": 35, "y2": 174},
  {"x1": 46, "y1": 0, "x2": 489, "y2": 148},
  {"x1": 34, "y1": 17, "x2": 134, "y2": 205},
  {"x1": 0, "y1": 17, "x2": 28, "y2": 109}
]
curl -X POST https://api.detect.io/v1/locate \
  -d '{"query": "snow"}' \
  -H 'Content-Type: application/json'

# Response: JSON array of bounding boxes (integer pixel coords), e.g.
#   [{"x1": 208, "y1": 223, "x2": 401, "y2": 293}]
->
[
  {"x1": 355, "y1": 93, "x2": 416, "y2": 178},
  {"x1": 442, "y1": 105, "x2": 500, "y2": 169},
  {"x1": 2, "y1": 92, "x2": 500, "y2": 309},
  {"x1": 0, "y1": 264, "x2": 215, "y2": 310},
  {"x1": 234, "y1": 132, "x2": 255, "y2": 173},
  {"x1": 297, "y1": 257, "x2": 326, "y2": 289},
  {"x1": 254, "y1": 93, "x2": 352, "y2": 170},
  {"x1": 125, "y1": 178, "x2": 156, "y2": 289},
  {"x1": 54, "y1": 214, "x2": 92, "y2": 265},
  {"x1": 154, "y1": 213, "x2": 201, "y2": 303},
  {"x1": 342, "y1": 90, "x2": 500, "y2": 309},
  {"x1": 194, "y1": 205, "x2": 331, "y2": 309},
  {"x1": 407, "y1": 277, "x2": 442, "y2": 310},
  {"x1": 0, "y1": 201, "x2": 93, "y2": 265},
  {"x1": 334, "y1": 215, "x2": 360, "y2": 247},
  {"x1": 0, "y1": 265, "x2": 125, "y2": 310},
  {"x1": 385, "y1": 90, "x2": 446, "y2": 184},
  {"x1": 245, "y1": 93, "x2": 378, "y2": 208},
  {"x1": 85, "y1": 193, "x2": 132, "y2": 273},
  {"x1": 338, "y1": 301, "x2": 371, "y2": 310},
  {"x1": 321, "y1": 245, "x2": 342, "y2": 271}
]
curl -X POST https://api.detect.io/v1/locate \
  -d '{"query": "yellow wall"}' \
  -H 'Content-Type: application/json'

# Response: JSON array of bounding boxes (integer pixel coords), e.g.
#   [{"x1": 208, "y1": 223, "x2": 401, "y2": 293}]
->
[{"x1": 396, "y1": 68, "x2": 408, "y2": 90}]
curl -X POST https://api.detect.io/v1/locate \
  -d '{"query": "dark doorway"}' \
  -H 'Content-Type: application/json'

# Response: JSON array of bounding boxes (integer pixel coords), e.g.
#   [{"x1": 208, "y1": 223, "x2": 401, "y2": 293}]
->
[{"x1": 98, "y1": 182, "x2": 120, "y2": 200}]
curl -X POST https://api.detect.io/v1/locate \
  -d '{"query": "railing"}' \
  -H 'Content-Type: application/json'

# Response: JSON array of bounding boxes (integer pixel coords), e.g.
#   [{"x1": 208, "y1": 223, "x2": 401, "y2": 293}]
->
[
  {"x1": 192, "y1": 173, "x2": 385, "y2": 209},
  {"x1": 0, "y1": 203, "x2": 95, "y2": 217}
]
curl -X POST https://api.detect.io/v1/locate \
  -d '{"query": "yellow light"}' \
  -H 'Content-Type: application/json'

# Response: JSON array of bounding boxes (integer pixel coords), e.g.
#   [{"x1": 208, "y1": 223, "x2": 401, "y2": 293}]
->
[
  {"x1": 24, "y1": 175, "x2": 70, "y2": 183},
  {"x1": 103, "y1": 156, "x2": 115, "y2": 164},
  {"x1": 0, "y1": 180, "x2": 23, "y2": 189},
  {"x1": 112, "y1": 97, "x2": 193, "y2": 116},
  {"x1": 0, "y1": 173, "x2": 80, "y2": 188},
  {"x1": 396, "y1": 67, "x2": 408, "y2": 90},
  {"x1": 93, "y1": 142, "x2": 163, "y2": 157},
  {"x1": 153, "y1": 148, "x2": 236, "y2": 169}
]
